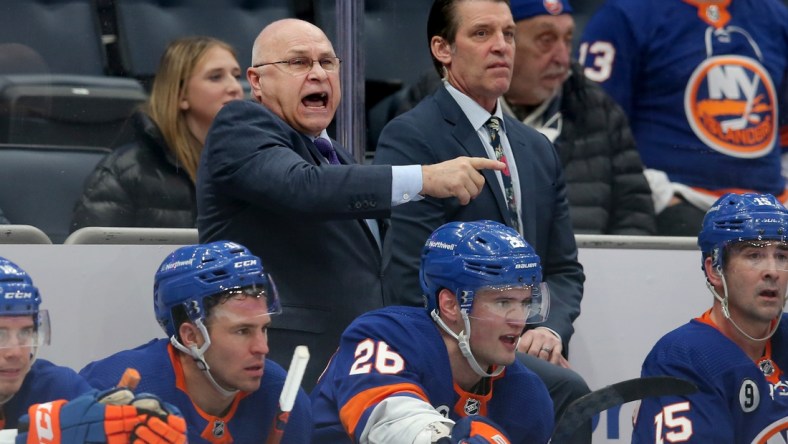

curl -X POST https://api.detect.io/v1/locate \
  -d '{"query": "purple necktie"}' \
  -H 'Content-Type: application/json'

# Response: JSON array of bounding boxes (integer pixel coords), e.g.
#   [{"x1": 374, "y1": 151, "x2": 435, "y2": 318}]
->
[{"x1": 314, "y1": 138, "x2": 340, "y2": 165}]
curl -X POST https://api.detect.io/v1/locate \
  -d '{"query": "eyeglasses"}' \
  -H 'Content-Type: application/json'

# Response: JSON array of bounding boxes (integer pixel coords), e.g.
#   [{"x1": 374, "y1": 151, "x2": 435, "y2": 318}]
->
[{"x1": 252, "y1": 57, "x2": 342, "y2": 75}]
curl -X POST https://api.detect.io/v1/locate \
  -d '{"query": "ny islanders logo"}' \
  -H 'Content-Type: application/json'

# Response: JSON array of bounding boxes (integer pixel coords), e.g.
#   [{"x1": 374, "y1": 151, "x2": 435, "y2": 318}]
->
[
  {"x1": 543, "y1": 0, "x2": 564, "y2": 15},
  {"x1": 684, "y1": 55, "x2": 777, "y2": 159},
  {"x1": 751, "y1": 417, "x2": 788, "y2": 444}
]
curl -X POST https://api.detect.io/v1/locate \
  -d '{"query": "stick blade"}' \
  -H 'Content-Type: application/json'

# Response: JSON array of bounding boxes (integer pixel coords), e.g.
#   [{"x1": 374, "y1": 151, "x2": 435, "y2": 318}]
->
[{"x1": 551, "y1": 376, "x2": 697, "y2": 444}]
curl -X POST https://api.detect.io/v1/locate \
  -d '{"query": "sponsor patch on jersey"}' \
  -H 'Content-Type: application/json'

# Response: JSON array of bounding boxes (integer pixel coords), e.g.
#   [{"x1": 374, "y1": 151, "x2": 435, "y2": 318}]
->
[{"x1": 684, "y1": 55, "x2": 777, "y2": 159}]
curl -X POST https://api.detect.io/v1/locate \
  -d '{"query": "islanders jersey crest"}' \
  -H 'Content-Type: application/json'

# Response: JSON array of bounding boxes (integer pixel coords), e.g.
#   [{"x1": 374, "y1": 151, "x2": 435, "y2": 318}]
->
[
  {"x1": 684, "y1": 54, "x2": 778, "y2": 159},
  {"x1": 751, "y1": 417, "x2": 788, "y2": 444}
]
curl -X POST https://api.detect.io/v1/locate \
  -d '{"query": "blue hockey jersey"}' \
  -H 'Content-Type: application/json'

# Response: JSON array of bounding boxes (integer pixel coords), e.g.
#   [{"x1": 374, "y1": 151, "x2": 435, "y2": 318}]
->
[
  {"x1": 2, "y1": 359, "x2": 91, "y2": 429},
  {"x1": 632, "y1": 311, "x2": 788, "y2": 443},
  {"x1": 579, "y1": 0, "x2": 788, "y2": 198},
  {"x1": 79, "y1": 339, "x2": 312, "y2": 443},
  {"x1": 310, "y1": 306, "x2": 553, "y2": 443}
]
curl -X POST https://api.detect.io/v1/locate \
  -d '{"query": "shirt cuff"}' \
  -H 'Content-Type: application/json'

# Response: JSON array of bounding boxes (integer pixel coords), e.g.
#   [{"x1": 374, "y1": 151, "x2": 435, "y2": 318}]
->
[{"x1": 391, "y1": 165, "x2": 424, "y2": 206}]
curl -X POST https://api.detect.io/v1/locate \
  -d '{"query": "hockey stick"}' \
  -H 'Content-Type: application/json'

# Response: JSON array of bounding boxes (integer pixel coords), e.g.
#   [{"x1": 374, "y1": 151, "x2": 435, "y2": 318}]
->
[
  {"x1": 118, "y1": 367, "x2": 141, "y2": 390},
  {"x1": 265, "y1": 345, "x2": 310, "y2": 444},
  {"x1": 550, "y1": 376, "x2": 698, "y2": 444}
]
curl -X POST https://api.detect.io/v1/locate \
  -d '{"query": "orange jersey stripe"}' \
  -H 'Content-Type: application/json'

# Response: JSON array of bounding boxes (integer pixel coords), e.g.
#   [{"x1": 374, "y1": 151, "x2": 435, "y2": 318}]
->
[{"x1": 339, "y1": 383, "x2": 429, "y2": 437}]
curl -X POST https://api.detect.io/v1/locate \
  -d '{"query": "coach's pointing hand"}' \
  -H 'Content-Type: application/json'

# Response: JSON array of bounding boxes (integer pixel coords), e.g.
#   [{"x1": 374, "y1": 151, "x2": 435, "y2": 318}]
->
[{"x1": 421, "y1": 157, "x2": 505, "y2": 205}]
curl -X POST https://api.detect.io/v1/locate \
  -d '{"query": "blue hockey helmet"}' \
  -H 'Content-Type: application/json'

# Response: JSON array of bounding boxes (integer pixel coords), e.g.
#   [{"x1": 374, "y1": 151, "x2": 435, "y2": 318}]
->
[
  {"x1": 420, "y1": 220, "x2": 549, "y2": 323},
  {"x1": 698, "y1": 193, "x2": 788, "y2": 270},
  {"x1": 154, "y1": 241, "x2": 281, "y2": 338},
  {"x1": 0, "y1": 257, "x2": 40, "y2": 315},
  {"x1": 0, "y1": 257, "x2": 50, "y2": 348}
]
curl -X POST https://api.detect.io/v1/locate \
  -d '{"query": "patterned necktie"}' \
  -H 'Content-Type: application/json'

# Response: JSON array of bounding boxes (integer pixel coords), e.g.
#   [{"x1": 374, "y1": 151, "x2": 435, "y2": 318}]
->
[
  {"x1": 485, "y1": 116, "x2": 521, "y2": 234},
  {"x1": 314, "y1": 137, "x2": 340, "y2": 165}
]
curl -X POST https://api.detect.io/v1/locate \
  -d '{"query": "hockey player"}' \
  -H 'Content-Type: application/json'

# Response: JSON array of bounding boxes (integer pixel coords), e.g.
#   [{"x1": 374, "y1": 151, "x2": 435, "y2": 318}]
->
[
  {"x1": 632, "y1": 193, "x2": 788, "y2": 442},
  {"x1": 578, "y1": 0, "x2": 788, "y2": 236},
  {"x1": 310, "y1": 220, "x2": 554, "y2": 443},
  {"x1": 80, "y1": 241, "x2": 313, "y2": 443},
  {"x1": 0, "y1": 257, "x2": 186, "y2": 443},
  {"x1": 0, "y1": 256, "x2": 92, "y2": 429}
]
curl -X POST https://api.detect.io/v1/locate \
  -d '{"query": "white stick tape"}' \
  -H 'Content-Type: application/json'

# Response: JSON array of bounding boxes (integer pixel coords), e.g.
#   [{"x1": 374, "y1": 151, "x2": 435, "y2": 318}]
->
[{"x1": 279, "y1": 345, "x2": 310, "y2": 412}]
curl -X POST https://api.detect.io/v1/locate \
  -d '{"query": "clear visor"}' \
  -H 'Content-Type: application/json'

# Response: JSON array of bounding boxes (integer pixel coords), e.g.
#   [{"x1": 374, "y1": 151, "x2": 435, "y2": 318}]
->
[
  {"x1": 467, "y1": 283, "x2": 550, "y2": 325},
  {"x1": 203, "y1": 283, "x2": 282, "y2": 328},
  {"x1": 726, "y1": 241, "x2": 788, "y2": 272},
  {"x1": 0, "y1": 309, "x2": 51, "y2": 350}
]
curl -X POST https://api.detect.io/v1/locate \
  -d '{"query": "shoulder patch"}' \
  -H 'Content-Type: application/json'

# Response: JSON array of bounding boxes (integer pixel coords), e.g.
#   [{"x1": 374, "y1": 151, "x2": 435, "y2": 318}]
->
[{"x1": 739, "y1": 378, "x2": 760, "y2": 413}]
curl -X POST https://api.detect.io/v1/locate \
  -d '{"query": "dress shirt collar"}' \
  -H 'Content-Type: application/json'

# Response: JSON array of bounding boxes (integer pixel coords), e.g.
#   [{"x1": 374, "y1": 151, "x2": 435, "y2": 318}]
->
[
  {"x1": 312, "y1": 129, "x2": 331, "y2": 144},
  {"x1": 443, "y1": 79, "x2": 506, "y2": 133}
]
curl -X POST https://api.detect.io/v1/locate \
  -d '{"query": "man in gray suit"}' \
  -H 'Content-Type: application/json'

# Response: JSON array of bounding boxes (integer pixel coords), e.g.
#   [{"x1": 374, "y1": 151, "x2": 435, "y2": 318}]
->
[
  {"x1": 196, "y1": 18, "x2": 503, "y2": 389},
  {"x1": 374, "y1": 0, "x2": 589, "y2": 440}
]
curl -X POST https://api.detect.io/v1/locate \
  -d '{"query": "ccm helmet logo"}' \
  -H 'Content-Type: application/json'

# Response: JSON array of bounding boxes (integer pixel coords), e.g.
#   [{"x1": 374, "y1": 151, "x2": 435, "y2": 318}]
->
[
  {"x1": 4, "y1": 290, "x2": 33, "y2": 299},
  {"x1": 234, "y1": 260, "x2": 258, "y2": 268}
]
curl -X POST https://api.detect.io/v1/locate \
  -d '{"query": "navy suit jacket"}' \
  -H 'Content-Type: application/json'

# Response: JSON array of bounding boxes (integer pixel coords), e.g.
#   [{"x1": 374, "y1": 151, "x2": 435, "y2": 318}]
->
[
  {"x1": 197, "y1": 99, "x2": 392, "y2": 388},
  {"x1": 374, "y1": 87, "x2": 585, "y2": 347}
]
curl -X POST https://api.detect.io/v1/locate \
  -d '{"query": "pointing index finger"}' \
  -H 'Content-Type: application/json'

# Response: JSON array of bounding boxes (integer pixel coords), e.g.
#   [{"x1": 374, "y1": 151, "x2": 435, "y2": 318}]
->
[{"x1": 468, "y1": 157, "x2": 505, "y2": 171}]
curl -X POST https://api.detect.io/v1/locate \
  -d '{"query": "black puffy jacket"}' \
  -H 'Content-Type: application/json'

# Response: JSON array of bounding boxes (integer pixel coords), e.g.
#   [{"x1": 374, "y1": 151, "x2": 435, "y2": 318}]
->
[
  {"x1": 71, "y1": 112, "x2": 196, "y2": 231},
  {"x1": 552, "y1": 63, "x2": 656, "y2": 235}
]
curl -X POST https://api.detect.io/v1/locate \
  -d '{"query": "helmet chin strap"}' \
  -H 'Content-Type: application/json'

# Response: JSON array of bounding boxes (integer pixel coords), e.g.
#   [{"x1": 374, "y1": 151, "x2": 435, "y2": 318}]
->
[
  {"x1": 170, "y1": 319, "x2": 239, "y2": 398},
  {"x1": 707, "y1": 267, "x2": 785, "y2": 342},
  {"x1": 430, "y1": 309, "x2": 504, "y2": 378}
]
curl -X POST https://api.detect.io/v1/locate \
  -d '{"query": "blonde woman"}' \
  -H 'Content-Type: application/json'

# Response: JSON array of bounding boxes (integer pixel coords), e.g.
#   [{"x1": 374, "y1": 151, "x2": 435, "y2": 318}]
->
[{"x1": 72, "y1": 36, "x2": 243, "y2": 230}]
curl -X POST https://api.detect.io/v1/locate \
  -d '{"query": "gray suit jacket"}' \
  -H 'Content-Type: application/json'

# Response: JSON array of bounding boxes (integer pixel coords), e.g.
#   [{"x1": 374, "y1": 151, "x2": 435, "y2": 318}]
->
[
  {"x1": 197, "y1": 99, "x2": 392, "y2": 388},
  {"x1": 374, "y1": 87, "x2": 585, "y2": 349}
]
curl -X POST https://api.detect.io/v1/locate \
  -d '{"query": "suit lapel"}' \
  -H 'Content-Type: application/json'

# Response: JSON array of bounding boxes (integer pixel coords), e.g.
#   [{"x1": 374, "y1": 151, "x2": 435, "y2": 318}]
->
[
  {"x1": 508, "y1": 125, "x2": 537, "y2": 242},
  {"x1": 332, "y1": 140, "x2": 356, "y2": 165},
  {"x1": 435, "y1": 88, "x2": 513, "y2": 226},
  {"x1": 303, "y1": 134, "x2": 325, "y2": 165}
]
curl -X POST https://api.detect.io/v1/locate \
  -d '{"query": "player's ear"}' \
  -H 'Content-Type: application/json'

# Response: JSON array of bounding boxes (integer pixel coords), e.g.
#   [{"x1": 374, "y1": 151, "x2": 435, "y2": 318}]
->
[
  {"x1": 704, "y1": 256, "x2": 723, "y2": 285},
  {"x1": 437, "y1": 289, "x2": 461, "y2": 323},
  {"x1": 178, "y1": 322, "x2": 204, "y2": 347}
]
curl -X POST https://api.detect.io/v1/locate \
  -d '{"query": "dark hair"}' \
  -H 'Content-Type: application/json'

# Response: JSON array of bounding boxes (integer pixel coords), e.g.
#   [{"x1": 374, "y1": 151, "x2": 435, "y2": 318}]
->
[
  {"x1": 427, "y1": 0, "x2": 511, "y2": 77},
  {"x1": 170, "y1": 285, "x2": 266, "y2": 341}
]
